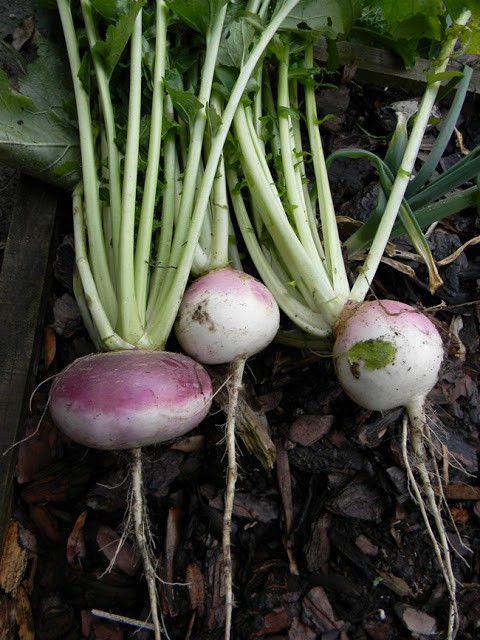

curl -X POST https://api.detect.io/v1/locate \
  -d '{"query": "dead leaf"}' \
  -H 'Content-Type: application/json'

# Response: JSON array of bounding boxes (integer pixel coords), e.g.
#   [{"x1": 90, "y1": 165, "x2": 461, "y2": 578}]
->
[
  {"x1": 12, "y1": 16, "x2": 35, "y2": 51},
  {"x1": 377, "y1": 570, "x2": 413, "y2": 597},
  {"x1": 186, "y1": 562, "x2": 205, "y2": 614},
  {"x1": 15, "y1": 417, "x2": 57, "y2": 484},
  {"x1": 44, "y1": 326, "x2": 57, "y2": 369},
  {"x1": 302, "y1": 586, "x2": 345, "y2": 635},
  {"x1": 0, "y1": 594, "x2": 16, "y2": 640},
  {"x1": 170, "y1": 434, "x2": 205, "y2": 453},
  {"x1": 96, "y1": 525, "x2": 140, "y2": 576},
  {"x1": 14, "y1": 586, "x2": 34, "y2": 640},
  {"x1": 66, "y1": 510, "x2": 88, "y2": 569},
  {"x1": 395, "y1": 604, "x2": 437, "y2": 636},
  {"x1": 0, "y1": 521, "x2": 37, "y2": 596},
  {"x1": 288, "y1": 414, "x2": 334, "y2": 446}
]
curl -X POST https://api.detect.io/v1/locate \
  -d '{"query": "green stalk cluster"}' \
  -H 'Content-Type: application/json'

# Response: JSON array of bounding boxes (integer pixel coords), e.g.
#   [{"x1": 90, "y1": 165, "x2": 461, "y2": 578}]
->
[
  {"x1": 57, "y1": 0, "x2": 304, "y2": 352},
  {"x1": 226, "y1": 8, "x2": 473, "y2": 343}
]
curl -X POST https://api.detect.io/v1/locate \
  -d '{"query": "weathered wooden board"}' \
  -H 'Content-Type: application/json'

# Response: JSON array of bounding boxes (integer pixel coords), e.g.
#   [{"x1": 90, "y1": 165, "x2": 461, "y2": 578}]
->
[
  {"x1": 0, "y1": 177, "x2": 58, "y2": 550},
  {"x1": 314, "y1": 39, "x2": 480, "y2": 97}
]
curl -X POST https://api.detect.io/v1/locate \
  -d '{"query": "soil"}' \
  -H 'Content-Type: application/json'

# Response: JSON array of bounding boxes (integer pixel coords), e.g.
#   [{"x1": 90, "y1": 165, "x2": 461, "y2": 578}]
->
[{"x1": 1, "y1": 7, "x2": 480, "y2": 640}]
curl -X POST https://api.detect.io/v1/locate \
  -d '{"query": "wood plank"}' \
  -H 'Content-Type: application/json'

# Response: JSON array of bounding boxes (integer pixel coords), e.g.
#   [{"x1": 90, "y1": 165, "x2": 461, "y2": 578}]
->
[
  {"x1": 314, "y1": 39, "x2": 480, "y2": 97},
  {"x1": 0, "y1": 177, "x2": 58, "y2": 550}
]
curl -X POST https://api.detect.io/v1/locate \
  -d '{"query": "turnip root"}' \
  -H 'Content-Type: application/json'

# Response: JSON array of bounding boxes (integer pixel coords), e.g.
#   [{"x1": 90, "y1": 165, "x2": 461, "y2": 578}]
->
[
  {"x1": 333, "y1": 299, "x2": 459, "y2": 639},
  {"x1": 50, "y1": 350, "x2": 213, "y2": 449},
  {"x1": 50, "y1": 350, "x2": 213, "y2": 640},
  {"x1": 332, "y1": 299, "x2": 444, "y2": 411},
  {"x1": 175, "y1": 267, "x2": 280, "y2": 639},
  {"x1": 174, "y1": 267, "x2": 280, "y2": 365}
]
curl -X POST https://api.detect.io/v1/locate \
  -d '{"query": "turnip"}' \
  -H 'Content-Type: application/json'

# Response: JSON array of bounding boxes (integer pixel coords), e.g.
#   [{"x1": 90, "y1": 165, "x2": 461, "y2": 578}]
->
[
  {"x1": 225, "y1": 11, "x2": 473, "y2": 638},
  {"x1": 49, "y1": 350, "x2": 213, "y2": 637},
  {"x1": 48, "y1": 0, "x2": 304, "y2": 636},
  {"x1": 175, "y1": 266, "x2": 280, "y2": 638},
  {"x1": 49, "y1": 350, "x2": 213, "y2": 450},
  {"x1": 332, "y1": 299, "x2": 444, "y2": 412},
  {"x1": 332, "y1": 299, "x2": 460, "y2": 637},
  {"x1": 175, "y1": 267, "x2": 280, "y2": 365}
]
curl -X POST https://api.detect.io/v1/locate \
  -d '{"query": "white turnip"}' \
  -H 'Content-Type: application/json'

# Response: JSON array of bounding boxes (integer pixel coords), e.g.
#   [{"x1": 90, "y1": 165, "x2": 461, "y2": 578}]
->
[
  {"x1": 332, "y1": 299, "x2": 444, "y2": 412},
  {"x1": 175, "y1": 266, "x2": 280, "y2": 639},
  {"x1": 333, "y1": 299, "x2": 459, "y2": 637},
  {"x1": 175, "y1": 267, "x2": 280, "y2": 365},
  {"x1": 50, "y1": 350, "x2": 213, "y2": 449}
]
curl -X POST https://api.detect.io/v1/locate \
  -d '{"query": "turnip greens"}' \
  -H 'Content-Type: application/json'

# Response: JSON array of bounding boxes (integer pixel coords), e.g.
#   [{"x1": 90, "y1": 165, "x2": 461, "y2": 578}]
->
[{"x1": 0, "y1": 1, "x2": 479, "y2": 638}]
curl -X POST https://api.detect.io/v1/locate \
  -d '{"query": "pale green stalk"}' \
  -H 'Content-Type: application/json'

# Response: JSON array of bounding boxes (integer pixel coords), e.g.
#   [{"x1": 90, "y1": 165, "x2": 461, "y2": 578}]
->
[
  {"x1": 56, "y1": 0, "x2": 118, "y2": 325},
  {"x1": 150, "y1": 2, "x2": 228, "y2": 308},
  {"x1": 134, "y1": 0, "x2": 168, "y2": 324},
  {"x1": 71, "y1": 186, "x2": 133, "y2": 351},
  {"x1": 234, "y1": 104, "x2": 343, "y2": 322},
  {"x1": 349, "y1": 10, "x2": 472, "y2": 303},
  {"x1": 144, "y1": 0, "x2": 305, "y2": 349},
  {"x1": 277, "y1": 41, "x2": 325, "y2": 274},
  {"x1": 117, "y1": 10, "x2": 144, "y2": 343},
  {"x1": 227, "y1": 165, "x2": 332, "y2": 336},
  {"x1": 81, "y1": 0, "x2": 123, "y2": 277},
  {"x1": 304, "y1": 42, "x2": 350, "y2": 299}
]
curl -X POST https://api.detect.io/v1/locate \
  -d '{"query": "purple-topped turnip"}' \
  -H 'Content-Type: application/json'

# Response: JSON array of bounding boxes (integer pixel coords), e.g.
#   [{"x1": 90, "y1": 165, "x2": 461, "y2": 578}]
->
[
  {"x1": 49, "y1": 350, "x2": 213, "y2": 637},
  {"x1": 332, "y1": 299, "x2": 459, "y2": 634},
  {"x1": 50, "y1": 350, "x2": 213, "y2": 450}
]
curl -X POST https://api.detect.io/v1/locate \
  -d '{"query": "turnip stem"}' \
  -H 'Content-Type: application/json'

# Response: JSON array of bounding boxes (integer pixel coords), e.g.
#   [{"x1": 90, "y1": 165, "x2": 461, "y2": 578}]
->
[
  {"x1": 80, "y1": 0, "x2": 122, "y2": 278},
  {"x1": 134, "y1": 0, "x2": 168, "y2": 324},
  {"x1": 72, "y1": 185, "x2": 133, "y2": 351},
  {"x1": 223, "y1": 357, "x2": 246, "y2": 640},
  {"x1": 145, "y1": 0, "x2": 304, "y2": 350},
  {"x1": 304, "y1": 43, "x2": 350, "y2": 299},
  {"x1": 117, "y1": 10, "x2": 144, "y2": 344},
  {"x1": 130, "y1": 447, "x2": 163, "y2": 640},
  {"x1": 56, "y1": 0, "x2": 118, "y2": 325},
  {"x1": 402, "y1": 400, "x2": 459, "y2": 639}
]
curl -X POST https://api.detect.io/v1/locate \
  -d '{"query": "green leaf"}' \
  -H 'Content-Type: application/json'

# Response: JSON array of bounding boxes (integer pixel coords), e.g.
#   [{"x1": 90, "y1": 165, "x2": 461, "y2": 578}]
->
[
  {"x1": 164, "y1": 70, "x2": 203, "y2": 126},
  {"x1": 165, "y1": 0, "x2": 228, "y2": 36},
  {"x1": 0, "y1": 41, "x2": 80, "y2": 190},
  {"x1": 217, "y1": 17, "x2": 256, "y2": 68},
  {"x1": 92, "y1": 1, "x2": 143, "y2": 78},
  {"x1": 346, "y1": 338, "x2": 396, "y2": 370},
  {"x1": 281, "y1": 0, "x2": 364, "y2": 38}
]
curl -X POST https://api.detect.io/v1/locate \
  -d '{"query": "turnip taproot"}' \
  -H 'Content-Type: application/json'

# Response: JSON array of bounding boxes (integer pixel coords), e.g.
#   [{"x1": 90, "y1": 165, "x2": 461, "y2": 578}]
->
[
  {"x1": 332, "y1": 299, "x2": 444, "y2": 412},
  {"x1": 50, "y1": 350, "x2": 213, "y2": 449},
  {"x1": 175, "y1": 267, "x2": 280, "y2": 364}
]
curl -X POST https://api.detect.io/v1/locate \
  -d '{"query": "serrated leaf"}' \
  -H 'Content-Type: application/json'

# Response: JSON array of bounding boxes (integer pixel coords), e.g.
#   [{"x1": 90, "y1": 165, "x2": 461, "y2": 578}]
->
[
  {"x1": 164, "y1": 71, "x2": 203, "y2": 126},
  {"x1": 217, "y1": 17, "x2": 256, "y2": 68},
  {"x1": 92, "y1": 1, "x2": 143, "y2": 78},
  {"x1": 346, "y1": 338, "x2": 396, "y2": 370}
]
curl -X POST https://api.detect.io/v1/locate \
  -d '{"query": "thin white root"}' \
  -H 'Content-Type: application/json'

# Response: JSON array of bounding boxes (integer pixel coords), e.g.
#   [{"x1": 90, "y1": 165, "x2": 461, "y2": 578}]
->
[
  {"x1": 223, "y1": 357, "x2": 246, "y2": 640},
  {"x1": 403, "y1": 399, "x2": 459, "y2": 640},
  {"x1": 130, "y1": 447, "x2": 163, "y2": 640}
]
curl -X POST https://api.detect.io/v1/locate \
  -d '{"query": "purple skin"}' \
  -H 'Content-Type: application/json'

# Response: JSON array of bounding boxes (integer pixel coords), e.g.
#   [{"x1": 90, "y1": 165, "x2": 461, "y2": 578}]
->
[
  {"x1": 175, "y1": 268, "x2": 280, "y2": 365},
  {"x1": 333, "y1": 299, "x2": 444, "y2": 412},
  {"x1": 49, "y1": 350, "x2": 213, "y2": 449}
]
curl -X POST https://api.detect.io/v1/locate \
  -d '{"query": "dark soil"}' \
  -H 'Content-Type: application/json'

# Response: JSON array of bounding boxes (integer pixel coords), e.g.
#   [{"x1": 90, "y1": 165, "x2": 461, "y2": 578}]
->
[{"x1": 1, "y1": 9, "x2": 479, "y2": 640}]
